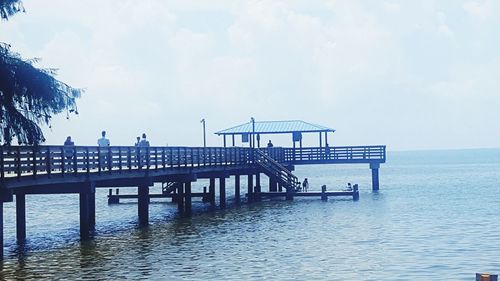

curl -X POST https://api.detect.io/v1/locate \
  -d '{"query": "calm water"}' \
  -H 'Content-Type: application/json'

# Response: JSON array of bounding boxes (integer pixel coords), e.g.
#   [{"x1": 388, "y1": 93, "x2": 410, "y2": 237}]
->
[{"x1": 1, "y1": 149, "x2": 499, "y2": 280}]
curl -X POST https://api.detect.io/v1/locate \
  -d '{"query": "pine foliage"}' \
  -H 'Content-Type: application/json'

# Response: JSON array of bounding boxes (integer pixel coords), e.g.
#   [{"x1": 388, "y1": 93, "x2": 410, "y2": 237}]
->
[
  {"x1": 0, "y1": 0, "x2": 24, "y2": 20},
  {"x1": 0, "y1": 43, "x2": 82, "y2": 145}
]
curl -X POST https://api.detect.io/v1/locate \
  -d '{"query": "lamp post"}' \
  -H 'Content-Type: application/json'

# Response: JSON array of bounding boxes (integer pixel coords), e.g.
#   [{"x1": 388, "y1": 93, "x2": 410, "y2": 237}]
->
[
  {"x1": 200, "y1": 118, "x2": 206, "y2": 148},
  {"x1": 250, "y1": 117, "x2": 255, "y2": 148}
]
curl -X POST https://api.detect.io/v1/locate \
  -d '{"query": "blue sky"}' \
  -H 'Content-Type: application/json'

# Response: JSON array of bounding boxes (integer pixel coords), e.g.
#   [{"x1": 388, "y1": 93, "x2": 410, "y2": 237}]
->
[{"x1": 2, "y1": 0, "x2": 499, "y2": 150}]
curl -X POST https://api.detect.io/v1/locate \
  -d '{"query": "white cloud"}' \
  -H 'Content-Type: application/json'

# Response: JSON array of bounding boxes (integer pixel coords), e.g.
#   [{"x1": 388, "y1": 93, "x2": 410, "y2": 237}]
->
[{"x1": 2, "y1": 0, "x2": 500, "y2": 150}]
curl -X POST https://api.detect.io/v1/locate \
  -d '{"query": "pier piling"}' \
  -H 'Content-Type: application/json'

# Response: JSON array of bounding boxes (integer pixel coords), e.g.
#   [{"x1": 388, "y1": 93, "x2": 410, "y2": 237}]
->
[
  {"x1": 79, "y1": 192, "x2": 90, "y2": 240},
  {"x1": 209, "y1": 178, "x2": 216, "y2": 207},
  {"x1": 16, "y1": 193, "x2": 26, "y2": 243},
  {"x1": 185, "y1": 182, "x2": 192, "y2": 216},
  {"x1": 370, "y1": 162, "x2": 380, "y2": 191},
  {"x1": 177, "y1": 183, "x2": 184, "y2": 213},
  {"x1": 138, "y1": 184, "x2": 149, "y2": 226},
  {"x1": 235, "y1": 175, "x2": 241, "y2": 204},
  {"x1": 247, "y1": 174, "x2": 254, "y2": 203},
  {"x1": 219, "y1": 177, "x2": 226, "y2": 209},
  {"x1": 89, "y1": 190, "x2": 96, "y2": 230}
]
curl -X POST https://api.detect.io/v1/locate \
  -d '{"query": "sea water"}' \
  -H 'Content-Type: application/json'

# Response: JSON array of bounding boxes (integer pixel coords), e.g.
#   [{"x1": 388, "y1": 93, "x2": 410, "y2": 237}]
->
[{"x1": 1, "y1": 149, "x2": 499, "y2": 280}]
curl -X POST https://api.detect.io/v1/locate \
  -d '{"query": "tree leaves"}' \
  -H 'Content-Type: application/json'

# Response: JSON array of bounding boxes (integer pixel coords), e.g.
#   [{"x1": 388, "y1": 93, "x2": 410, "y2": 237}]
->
[
  {"x1": 0, "y1": 43, "x2": 83, "y2": 145},
  {"x1": 0, "y1": 0, "x2": 24, "y2": 20}
]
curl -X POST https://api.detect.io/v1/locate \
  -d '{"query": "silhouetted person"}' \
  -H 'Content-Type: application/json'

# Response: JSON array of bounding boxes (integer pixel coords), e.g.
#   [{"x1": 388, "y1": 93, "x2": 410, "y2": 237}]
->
[
  {"x1": 303, "y1": 178, "x2": 309, "y2": 192},
  {"x1": 346, "y1": 182, "x2": 352, "y2": 191},
  {"x1": 97, "y1": 130, "x2": 110, "y2": 146},
  {"x1": 63, "y1": 136, "x2": 75, "y2": 170},
  {"x1": 64, "y1": 136, "x2": 74, "y2": 146},
  {"x1": 135, "y1": 136, "x2": 141, "y2": 146},
  {"x1": 138, "y1": 133, "x2": 150, "y2": 167},
  {"x1": 139, "y1": 133, "x2": 150, "y2": 147},
  {"x1": 267, "y1": 140, "x2": 274, "y2": 148}
]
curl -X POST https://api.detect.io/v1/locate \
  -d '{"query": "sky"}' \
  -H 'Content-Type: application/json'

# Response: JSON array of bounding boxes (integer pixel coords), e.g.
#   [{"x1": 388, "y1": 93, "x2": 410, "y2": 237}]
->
[{"x1": 1, "y1": 0, "x2": 499, "y2": 151}]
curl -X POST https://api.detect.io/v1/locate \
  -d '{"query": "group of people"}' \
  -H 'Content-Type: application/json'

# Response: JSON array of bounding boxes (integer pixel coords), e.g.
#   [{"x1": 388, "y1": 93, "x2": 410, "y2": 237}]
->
[
  {"x1": 62, "y1": 131, "x2": 152, "y2": 169},
  {"x1": 63, "y1": 131, "x2": 150, "y2": 147},
  {"x1": 296, "y1": 178, "x2": 309, "y2": 192}
]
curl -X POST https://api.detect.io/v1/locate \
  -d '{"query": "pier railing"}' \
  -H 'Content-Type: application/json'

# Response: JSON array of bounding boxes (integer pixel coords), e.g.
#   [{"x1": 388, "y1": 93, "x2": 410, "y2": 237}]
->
[
  {"x1": 0, "y1": 146, "x2": 253, "y2": 180},
  {"x1": 0, "y1": 145, "x2": 385, "y2": 181},
  {"x1": 283, "y1": 145, "x2": 386, "y2": 164}
]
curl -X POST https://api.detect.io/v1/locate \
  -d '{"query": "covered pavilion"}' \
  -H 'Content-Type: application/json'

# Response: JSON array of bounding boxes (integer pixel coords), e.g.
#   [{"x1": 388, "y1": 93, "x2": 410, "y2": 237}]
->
[{"x1": 215, "y1": 120, "x2": 335, "y2": 148}]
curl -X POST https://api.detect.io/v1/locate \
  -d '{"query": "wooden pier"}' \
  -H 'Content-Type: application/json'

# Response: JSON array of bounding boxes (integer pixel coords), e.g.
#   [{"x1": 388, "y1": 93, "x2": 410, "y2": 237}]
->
[{"x1": 0, "y1": 144, "x2": 385, "y2": 259}]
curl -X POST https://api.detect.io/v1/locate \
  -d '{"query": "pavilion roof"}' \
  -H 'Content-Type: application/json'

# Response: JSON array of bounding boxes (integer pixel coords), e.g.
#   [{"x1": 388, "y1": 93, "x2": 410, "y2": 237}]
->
[{"x1": 215, "y1": 120, "x2": 335, "y2": 135}]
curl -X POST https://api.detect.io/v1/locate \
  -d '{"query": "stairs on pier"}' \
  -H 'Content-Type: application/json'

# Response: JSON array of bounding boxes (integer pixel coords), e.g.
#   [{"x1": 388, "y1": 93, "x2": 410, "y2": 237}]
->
[{"x1": 253, "y1": 149, "x2": 300, "y2": 192}]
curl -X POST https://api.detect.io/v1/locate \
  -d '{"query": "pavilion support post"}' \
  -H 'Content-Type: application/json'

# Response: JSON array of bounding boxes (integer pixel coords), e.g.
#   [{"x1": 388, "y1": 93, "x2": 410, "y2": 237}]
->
[
  {"x1": 219, "y1": 177, "x2": 226, "y2": 209},
  {"x1": 232, "y1": 135, "x2": 235, "y2": 147},
  {"x1": 370, "y1": 162, "x2": 380, "y2": 191},
  {"x1": 235, "y1": 175, "x2": 241, "y2": 204},
  {"x1": 16, "y1": 192, "x2": 26, "y2": 244},
  {"x1": 184, "y1": 181, "x2": 192, "y2": 216},
  {"x1": 247, "y1": 174, "x2": 254, "y2": 203},
  {"x1": 325, "y1": 132, "x2": 329, "y2": 146},
  {"x1": 319, "y1": 132, "x2": 322, "y2": 148},
  {"x1": 209, "y1": 178, "x2": 216, "y2": 207},
  {"x1": 138, "y1": 183, "x2": 150, "y2": 226},
  {"x1": 223, "y1": 135, "x2": 227, "y2": 148}
]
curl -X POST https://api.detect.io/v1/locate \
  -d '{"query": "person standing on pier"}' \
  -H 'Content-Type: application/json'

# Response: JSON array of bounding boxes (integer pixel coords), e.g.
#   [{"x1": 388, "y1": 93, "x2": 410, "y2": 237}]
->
[
  {"x1": 98, "y1": 130, "x2": 110, "y2": 147},
  {"x1": 98, "y1": 130, "x2": 110, "y2": 169},
  {"x1": 139, "y1": 133, "x2": 150, "y2": 147},
  {"x1": 63, "y1": 136, "x2": 75, "y2": 170},
  {"x1": 303, "y1": 178, "x2": 309, "y2": 192},
  {"x1": 135, "y1": 136, "x2": 141, "y2": 146},
  {"x1": 267, "y1": 140, "x2": 274, "y2": 148},
  {"x1": 138, "y1": 133, "x2": 150, "y2": 167}
]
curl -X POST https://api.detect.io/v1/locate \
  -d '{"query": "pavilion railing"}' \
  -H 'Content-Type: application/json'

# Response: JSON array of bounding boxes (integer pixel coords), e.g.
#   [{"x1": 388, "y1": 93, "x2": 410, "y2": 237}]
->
[
  {"x1": 0, "y1": 146, "x2": 253, "y2": 180},
  {"x1": 282, "y1": 145, "x2": 386, "y2": 163}
]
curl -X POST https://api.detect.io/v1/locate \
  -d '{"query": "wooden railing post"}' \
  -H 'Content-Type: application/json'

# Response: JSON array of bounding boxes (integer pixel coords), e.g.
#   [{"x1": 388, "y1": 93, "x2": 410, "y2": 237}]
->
[
  {"x1": 86, "y1": 147, "x2": 90, "y2": 174},
  {"x1": 15, "y1": 146, "x2": 21, "y2": 179},
  {"x1": 146, "y1": 147, "x2": 150, "y2": 170},
  {"x1": 32, "y1": 146, "x2": 37, "y2": 178},
  {"x1": 0, "y1": 146, "x2": 4, "y2": 181},
  {"x1": 155, "y1": 148, "x2": 159, "y2": 169},
  {"x1": 46, "y1": 147, "x2": 51, "y2": 178},
  {"x1": 127, "y1": 147, "x2": 132, "y2": 170},
  {"x1": 97, "y1": 146, "x2": 101, "y2": 175},
  {"x1": 177, "y1": 147, "x2": 181, "y2": 168},
  {"x1": 119, "y1": 147, "x2": 123, "y2": 173},
  {"x1": 162, "y1": 147, "x2": 166, "y2": 169},
  {"x1": 107, "y1": 147, "x2": 112, "y2": 173},
  {"x1": 60, "y1": 146, "x2": 65, "y2": 177},
  {"x1": 73, "y1": 146, "x2": 78, "y2": 175}
]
